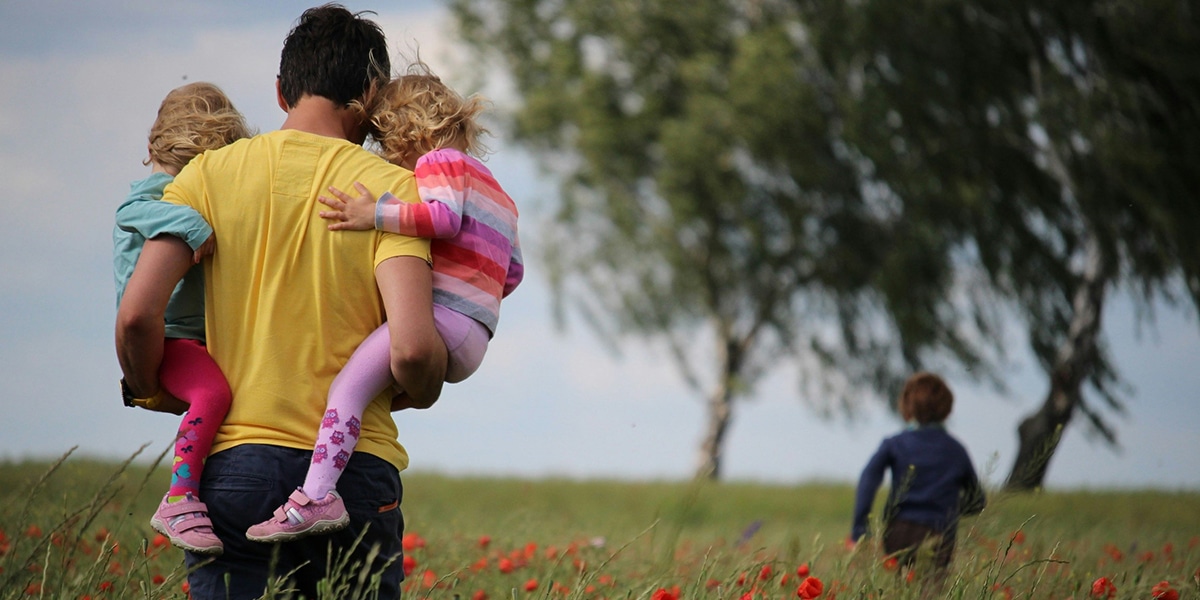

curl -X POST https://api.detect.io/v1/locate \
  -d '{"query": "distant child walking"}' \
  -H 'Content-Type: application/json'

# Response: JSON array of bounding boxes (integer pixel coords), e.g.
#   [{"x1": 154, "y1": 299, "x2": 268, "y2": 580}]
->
[
  {"x1": 246, "y1": 65, "x2": 523, "y2": 542},
  {"x1": 113, "y1": 82, "x2": 252, "y2": 555},
  {"x1": 849, "y1": 372, "x2": 986, "y2": 574}
]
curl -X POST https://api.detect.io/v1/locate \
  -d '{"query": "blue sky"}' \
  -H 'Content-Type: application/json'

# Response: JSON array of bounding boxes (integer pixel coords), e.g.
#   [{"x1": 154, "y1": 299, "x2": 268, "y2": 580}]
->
[{"x1": 1, "y1": 1, "x2": 1197, "y2": 491}]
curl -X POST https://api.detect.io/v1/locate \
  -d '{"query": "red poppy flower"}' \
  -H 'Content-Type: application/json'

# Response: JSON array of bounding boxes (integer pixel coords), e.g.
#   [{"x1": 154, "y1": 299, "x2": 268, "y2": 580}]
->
[
  {"x1": 523, "y1": 578, "x2": 538, "y2": 592},
  {"x1": 1011, "y1": 530, "x2": 1025, "y2": 544},
  {"x1": 478, "y1": 535, "x2": 491, "y2": 549},
  {"x1": 151, "y1": 534, "x2": 170, "y2": 549},
  {"x1": 651, "y1": 587, "x2": 679, "y2": 600},
  {"x1": 402, "y1": 554, "x2": 417, "y2": 576},
  {"x1": 420, "y1": 569, "x2": 438, "y2": 588},
  {"x1": 882, "y1": 557, "x2": 899, "y2": 571},
  {"x1": 498, "y1": 558, "x2": 515, "y2": 574},
  {"x1": 401, "y1": 533, "x2": 425, "y2": 551},
  {"x1": 23, "y1": 525, "x2": 41, "y2": 538},
  {"x1": 796, "y1": 575, "x2": 824, "y2": 599},
  {"x1": 1090, "y1": 576, "x2": 1116, "y2": 599},
  {"x1": 759, "y1": 565, "x2": 774, "y2": 581},
  {"x1": 152, "y1": 574, "x2": 166, "y2": 585},
  {"x1": 1151, "y1": 581, "x2": 1179, "y2": 600},
  {"x1": 472, "y1": 591, "x2": 487, "y2": 600},
  {"x1": 796, "y1": 563, "x2": 810, "y2": 577}
]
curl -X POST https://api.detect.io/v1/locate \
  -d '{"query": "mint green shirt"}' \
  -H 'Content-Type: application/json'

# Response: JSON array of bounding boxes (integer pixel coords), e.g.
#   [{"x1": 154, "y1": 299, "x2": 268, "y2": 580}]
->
[{"x1": 112, "y1": 172, "x2": 213, "y2": 341}]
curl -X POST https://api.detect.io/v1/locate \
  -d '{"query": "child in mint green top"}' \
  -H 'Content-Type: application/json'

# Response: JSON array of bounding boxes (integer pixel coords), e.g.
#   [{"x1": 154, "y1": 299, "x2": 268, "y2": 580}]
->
[{"x1": 113, "y1": 82, "x2": 252, "y2": 556}]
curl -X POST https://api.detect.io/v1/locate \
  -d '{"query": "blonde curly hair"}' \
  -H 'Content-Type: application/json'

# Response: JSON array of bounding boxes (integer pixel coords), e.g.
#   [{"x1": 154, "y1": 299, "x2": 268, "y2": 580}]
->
[
  {"x1": 363, "y1": 63, "x2": 490, "y2": 166},
  {"x1": 146, "y1": 82, "x2": 253, "y2": 173}
]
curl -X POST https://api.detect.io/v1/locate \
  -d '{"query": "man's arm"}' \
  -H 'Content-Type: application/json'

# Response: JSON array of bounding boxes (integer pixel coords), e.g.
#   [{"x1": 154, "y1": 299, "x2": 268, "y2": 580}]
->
[
  {"x1": 375, "y1": 256, "x2": 447, "y2": 409},
  {"x1": 115, "y1": 236, "x2": 193, "y2": 398}
]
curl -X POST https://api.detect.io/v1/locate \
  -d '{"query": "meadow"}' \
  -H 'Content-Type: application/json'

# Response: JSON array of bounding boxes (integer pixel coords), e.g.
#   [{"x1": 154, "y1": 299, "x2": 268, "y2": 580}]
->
[{"x1": 0, "y1": 446, "x2": 1196, "y2": 599}]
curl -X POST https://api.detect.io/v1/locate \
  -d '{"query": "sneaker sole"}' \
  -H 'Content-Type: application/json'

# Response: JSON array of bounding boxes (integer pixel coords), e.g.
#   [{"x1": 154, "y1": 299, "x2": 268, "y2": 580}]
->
[
  {"x1": 149, "y1": 516, "x2": 224, "y2": 555},
  {"x1": 245, "y1": 513, "x2": 351, "y2": 544}
]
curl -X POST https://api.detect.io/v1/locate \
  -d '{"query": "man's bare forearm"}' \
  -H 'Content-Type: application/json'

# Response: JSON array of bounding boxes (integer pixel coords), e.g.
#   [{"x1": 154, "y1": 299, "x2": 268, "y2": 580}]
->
[
  {"x1": 116, "y1": 236, "x2": 194, "y2": 397},
  {"x1": 376, "y1": 255, "x2": 447, "y2": 409}
]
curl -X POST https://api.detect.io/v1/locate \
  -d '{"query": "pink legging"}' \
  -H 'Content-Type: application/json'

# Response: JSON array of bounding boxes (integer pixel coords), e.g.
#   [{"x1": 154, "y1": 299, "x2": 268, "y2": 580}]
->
[
  {"x1": 301, "y1": 306, "x2": 489, "y2": 499},
  {"x1": 158, "y1": 338, "x2": 232, "y2": 500}
]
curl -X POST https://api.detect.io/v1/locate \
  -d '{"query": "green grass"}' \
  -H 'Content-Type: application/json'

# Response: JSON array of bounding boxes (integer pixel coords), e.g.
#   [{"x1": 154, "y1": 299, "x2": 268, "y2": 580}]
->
[{"x1": 1, "y1": 448, "x2": 1197, "y2": 599}]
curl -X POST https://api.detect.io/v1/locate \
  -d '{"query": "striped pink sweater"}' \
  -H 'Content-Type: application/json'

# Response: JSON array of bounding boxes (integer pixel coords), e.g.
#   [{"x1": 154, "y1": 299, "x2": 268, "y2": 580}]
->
[{"x1": 375, "y1": 148, "x2": 522, "y2": 334}]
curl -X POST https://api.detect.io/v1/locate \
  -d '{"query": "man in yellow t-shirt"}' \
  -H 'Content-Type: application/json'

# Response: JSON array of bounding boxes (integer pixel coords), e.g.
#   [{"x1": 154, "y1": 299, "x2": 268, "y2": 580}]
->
[{"x1": 115, "y1": 6, "x2": 446, "y2": 599}]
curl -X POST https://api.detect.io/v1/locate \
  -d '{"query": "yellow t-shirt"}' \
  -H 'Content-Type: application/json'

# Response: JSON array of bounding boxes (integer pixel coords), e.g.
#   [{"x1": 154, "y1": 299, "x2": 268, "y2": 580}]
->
[{"x1": 162, "y1": 129, "x2": 431, "y2": 471}]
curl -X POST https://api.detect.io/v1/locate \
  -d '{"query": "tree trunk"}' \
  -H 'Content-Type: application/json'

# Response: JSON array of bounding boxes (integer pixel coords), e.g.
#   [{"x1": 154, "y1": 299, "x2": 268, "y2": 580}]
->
[
  {"x1": 1005, "y1": 235, "x2": 1108, "y2": 491},
  {"x1": 694, "y1": 383, "x2": 734, "y2": 480},
  {"x1": 694, "y1": 338, "x2": 742, "y2": 480}
]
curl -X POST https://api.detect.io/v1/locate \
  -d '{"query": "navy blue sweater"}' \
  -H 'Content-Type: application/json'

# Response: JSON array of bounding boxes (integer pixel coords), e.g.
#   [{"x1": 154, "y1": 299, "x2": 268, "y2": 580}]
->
[{"x1": 851, "y1": 424, "x2": 985, "y2": 541}]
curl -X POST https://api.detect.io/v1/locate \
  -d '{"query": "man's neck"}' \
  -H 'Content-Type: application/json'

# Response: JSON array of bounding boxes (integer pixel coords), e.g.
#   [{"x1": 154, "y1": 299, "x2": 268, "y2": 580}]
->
[{"x1": 280, "y1": 95, "x2": 364, "y2": 143}]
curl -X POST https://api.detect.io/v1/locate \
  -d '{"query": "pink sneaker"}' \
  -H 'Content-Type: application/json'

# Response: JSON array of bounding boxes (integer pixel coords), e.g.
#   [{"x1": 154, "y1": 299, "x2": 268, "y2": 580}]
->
[
  {"x1": 246, "y1": 489, "x2": 349, "y2": 543},
  {"x1": 149, "y1": 493, "x2": 223, "y2": 555}
]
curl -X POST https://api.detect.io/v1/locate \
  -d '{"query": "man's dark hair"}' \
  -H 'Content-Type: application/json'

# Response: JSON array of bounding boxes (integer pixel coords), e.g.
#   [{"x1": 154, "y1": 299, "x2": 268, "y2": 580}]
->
[{"x1": 278, "y1": 3, "x2": 390, "y2": 108}]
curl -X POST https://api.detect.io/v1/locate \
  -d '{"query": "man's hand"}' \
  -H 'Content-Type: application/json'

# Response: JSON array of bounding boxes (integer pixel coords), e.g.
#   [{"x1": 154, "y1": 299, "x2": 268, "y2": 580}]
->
[
  {"x1": 389, "y1": 391, "x2": 437, "y2": 411},
  {"x1": 318, "y1": 182, "x2": 377, "y2": 231},
  {"x1": 193, "y1": 233, "x2": 215, "y2": 264}
]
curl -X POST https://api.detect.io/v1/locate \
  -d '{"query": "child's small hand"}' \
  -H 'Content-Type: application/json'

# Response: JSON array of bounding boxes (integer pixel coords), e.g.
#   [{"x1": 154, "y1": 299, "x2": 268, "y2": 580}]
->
[
  {"x1": 318, "y1": 182, "x2": 377, "y2": 231},
  {"x1": 193, "y1": 234, "x2": 215, "y2": 264}
]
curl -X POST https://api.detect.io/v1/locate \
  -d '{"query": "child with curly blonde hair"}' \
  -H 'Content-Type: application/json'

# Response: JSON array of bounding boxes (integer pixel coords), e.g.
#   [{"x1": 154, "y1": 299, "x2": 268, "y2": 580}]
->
[
  {"x1": 246, "y1": 64, "x2": 523, "y2": 542},
  {"x1": 114, "y1": 82, "x2": 253, "y2": 555}
]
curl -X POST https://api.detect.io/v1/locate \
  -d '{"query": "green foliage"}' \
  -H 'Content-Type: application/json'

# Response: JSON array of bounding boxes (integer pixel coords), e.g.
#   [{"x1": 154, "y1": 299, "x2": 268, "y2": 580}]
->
[
  {"x1": 2, "y1": 456, "x2": 1198, "y2": 599},
  {"x1": 450, "y1": 0, "x2": 1200, "y2": 483}
]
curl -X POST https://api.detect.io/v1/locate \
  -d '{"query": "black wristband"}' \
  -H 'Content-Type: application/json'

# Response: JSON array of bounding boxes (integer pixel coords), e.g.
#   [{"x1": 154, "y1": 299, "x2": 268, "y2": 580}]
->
[{"x1": 120, "y1": 378, "x2": 137, "y2": 408}]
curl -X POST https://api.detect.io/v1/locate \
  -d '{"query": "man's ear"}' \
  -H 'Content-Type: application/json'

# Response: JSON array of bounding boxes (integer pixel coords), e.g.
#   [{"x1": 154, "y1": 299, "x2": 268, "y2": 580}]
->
[{"x1": 276, "y1": 78, "x2": 289, "y2": 112}]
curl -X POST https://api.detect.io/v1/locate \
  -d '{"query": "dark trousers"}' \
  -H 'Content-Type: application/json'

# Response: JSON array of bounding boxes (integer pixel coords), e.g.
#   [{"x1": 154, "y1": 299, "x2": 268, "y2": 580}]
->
[
  {"x1": 184, "y1": 444, "x2": 405, "y2": 600},
  {"x1": 883, "y1": 519, "x2": 956, "y2": 570}
]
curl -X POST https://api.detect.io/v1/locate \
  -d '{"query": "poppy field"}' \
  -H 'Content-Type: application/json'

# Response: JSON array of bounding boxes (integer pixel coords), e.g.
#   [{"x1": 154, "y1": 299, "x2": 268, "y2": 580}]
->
[{"x1": 0, "y1": 447, "x2": 1197, "y2": 599}]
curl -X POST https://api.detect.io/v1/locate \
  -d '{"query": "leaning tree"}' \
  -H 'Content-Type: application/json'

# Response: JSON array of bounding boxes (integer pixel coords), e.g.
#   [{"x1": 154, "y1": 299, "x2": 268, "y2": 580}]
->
[
  {"x1": 450, "y1": 0, "x2": 1004, "y2": 479},
  {"x1": 800, "y1": 0, "x2": 1200, "y2": 489},
  {"x1": 449, "y1": 0, "x2": 1199, "y2": 483}
]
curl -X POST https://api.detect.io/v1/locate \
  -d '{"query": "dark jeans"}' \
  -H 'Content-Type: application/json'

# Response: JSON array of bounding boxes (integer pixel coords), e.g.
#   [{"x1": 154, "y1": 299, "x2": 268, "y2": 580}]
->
[
  {"x1": 184, "y1": 444, "x2": 405, "y2": 600},
  {"x1": 883, "y1": 519, "x2": 956, "y2": 570}
]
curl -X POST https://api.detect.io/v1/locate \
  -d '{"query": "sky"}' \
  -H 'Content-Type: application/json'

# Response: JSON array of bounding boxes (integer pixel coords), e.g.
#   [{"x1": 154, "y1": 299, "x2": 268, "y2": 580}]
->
[{"x1": 1, "y1": 1, "x2": 1198, "y2": 492}]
